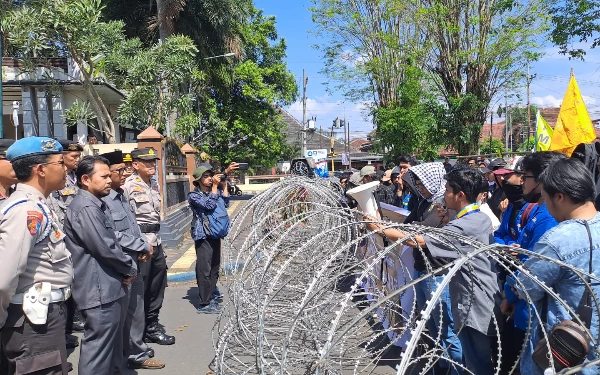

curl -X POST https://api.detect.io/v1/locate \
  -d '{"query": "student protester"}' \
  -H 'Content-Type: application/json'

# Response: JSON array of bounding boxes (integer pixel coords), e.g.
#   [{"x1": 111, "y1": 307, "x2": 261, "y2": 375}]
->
[
  {"x1": 394, "y1": 155, "x2": 418, "y2": 209},
  {"x1": 367, "y1": 167, "x2": 502, "y2": 374},
  {"x1": 496, "y1": 152, "x2": 564, "y2": 375},
  {"x1": 400, "y1": 162, "x2": 463, "y2": 375},
  {"x1": 516, "y1": 158, "x2": 600, "y2": 375},
  {"x1": 487, "y1": 158, "x2": 507, "y2": 218},
  {"x1": 443, "y1": 157, "x2": 453, "y2": 173},
  {"x1": 360, "y1": 165, "x2": 377, "y2": 184},
  {"x1": 375, "y1": 170, "x2": 396, "y2": 205},
  {"x1": 188, "y1": 162, "x2": 238, "y2": 314},
  {"x1": 476, "y1": 170, "x2": 501, "y2": 231}
]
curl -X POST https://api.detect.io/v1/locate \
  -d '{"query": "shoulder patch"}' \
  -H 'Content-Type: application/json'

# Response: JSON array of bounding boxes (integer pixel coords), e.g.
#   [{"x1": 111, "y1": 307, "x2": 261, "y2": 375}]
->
[{"x1": 27, "y1": 211, "x2": 43, "y2": 235}]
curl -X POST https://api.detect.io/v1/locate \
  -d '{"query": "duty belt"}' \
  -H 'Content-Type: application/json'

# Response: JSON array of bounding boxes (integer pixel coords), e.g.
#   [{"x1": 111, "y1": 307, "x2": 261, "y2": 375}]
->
[
  {"x1": 139, "y1": 223, "x2": 161, "y2": 233},
  {"x1": 11, "y1": 287, "x2": 71, "y2": 304}
]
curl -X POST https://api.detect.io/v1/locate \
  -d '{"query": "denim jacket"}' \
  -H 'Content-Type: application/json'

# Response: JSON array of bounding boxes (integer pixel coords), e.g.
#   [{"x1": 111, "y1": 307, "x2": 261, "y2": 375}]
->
[
  {"x1": 188, "y1": 188, "x2": 230, "y2": 241},
  {"x1": 517, "y1": 212, "x2": 600, "y2": 375},
  {"x1": 504, "y1": 203, "x2": 558, "y2": 331}
]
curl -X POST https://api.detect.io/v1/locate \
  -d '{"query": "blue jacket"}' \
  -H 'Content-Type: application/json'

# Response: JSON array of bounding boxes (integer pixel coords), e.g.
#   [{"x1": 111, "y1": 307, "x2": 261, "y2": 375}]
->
[
  {"x1": 188, "y1": 188, "x2": 230, "y2": 241},
  {"x1": 494, "y1": 203, "x2": 531, "y2": 245},
  {"x1": 503, "y1": 203, "x2": 558, "y2": 331}
]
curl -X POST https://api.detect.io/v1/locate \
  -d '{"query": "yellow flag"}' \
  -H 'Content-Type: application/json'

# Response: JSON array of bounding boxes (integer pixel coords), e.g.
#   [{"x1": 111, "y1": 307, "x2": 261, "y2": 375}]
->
[
  {"x1": 535, "y1": 111, "x2": 553, "y2": 151},
  {"x1": 548, "y1": 74, "x2": 596, "y2": 156}
]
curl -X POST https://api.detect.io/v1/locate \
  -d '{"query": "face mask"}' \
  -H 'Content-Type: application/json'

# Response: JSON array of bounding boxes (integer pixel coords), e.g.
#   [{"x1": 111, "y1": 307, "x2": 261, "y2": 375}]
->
[
  {"x1": 523, "y1": 183, "x2": 541, "y2": 203},
  {"x1": 502, "y1": 182, "x2": 523, "y2": 202},
  {"x1": 488, "y1": 181, "x2": 495, "y2": 187}
]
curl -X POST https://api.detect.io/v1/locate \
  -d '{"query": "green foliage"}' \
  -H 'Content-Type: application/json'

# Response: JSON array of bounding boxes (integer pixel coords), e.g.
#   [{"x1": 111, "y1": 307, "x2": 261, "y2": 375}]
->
[
  {"x1": 518, "y1": 136, "x2": 535, "y2": 152},
  {"x1": 372, "y1": 66, "x2": 443, "y2": 161},
  {"x1": 480, "y1": 139, "x2": 505, "y2": 155},
  {"x1": 549, "y1": 0, "x2": 600, "y2": 59},
  {"x1": 62, "y1": 100, "x2": 96, "y2": 127}
]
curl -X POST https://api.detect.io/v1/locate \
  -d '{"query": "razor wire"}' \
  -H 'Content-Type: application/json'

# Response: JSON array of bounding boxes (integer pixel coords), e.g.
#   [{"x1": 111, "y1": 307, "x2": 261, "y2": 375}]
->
[{"x1": 212, "y1": 176, "x2": 600, "y2": 375}]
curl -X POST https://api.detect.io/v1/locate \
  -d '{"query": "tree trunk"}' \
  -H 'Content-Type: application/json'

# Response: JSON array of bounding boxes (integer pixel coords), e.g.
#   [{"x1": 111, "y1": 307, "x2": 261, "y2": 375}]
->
[{"x1": 73, "y1": 55, "x2": 117, "y2": 143}]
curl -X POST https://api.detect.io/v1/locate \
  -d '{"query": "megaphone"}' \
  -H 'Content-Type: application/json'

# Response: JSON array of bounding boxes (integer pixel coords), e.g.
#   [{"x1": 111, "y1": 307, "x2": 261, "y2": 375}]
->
[{"x1": 346, "y1": 180, "x2": 380, "y2": 217}]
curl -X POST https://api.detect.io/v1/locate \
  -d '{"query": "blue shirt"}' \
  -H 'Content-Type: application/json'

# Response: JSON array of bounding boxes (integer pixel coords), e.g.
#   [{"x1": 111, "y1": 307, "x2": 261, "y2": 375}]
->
[
  {"x1": 517, "y1": 212, "x2": 600, "y2": 375},
  {"x1": 188, "y1": 188, "x2": 230, "y2": 241},
  {"x1": 494, "y1": 203, "x2": 533, "y2": 245},
  {"x1": 503, "y1": 203, "x2": 558, "y2": 331}
]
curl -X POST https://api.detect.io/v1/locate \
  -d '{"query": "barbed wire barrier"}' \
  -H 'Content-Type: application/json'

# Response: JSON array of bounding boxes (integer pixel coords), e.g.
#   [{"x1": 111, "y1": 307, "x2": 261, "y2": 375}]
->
[{"x1": 212, "y1": 176, "x2": 600, "y2": 375}]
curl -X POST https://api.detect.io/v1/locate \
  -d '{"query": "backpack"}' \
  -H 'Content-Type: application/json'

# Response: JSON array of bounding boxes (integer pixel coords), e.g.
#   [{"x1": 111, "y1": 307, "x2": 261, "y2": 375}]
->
[{"x1": 191, "y1": 192, "x2": 230, "y2": 239}]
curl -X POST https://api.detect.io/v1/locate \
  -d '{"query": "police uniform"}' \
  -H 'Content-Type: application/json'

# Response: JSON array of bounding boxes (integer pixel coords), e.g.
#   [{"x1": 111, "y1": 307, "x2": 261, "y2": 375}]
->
[
  {"x1": 47, "y1": 140, "x2": 83, "y2": 227},
  {"x1": 100, "y1": 151, "x2": 165, "y2": 370},
  {"x1": 123, "y1": 148, "x2": 175, "y2": 346},
  {"x1": 46, "y1": 140, "x2": 84, "y2": 343},
  {"x1": 0, "y1": 137, "x2": 73, "y2": 375}
]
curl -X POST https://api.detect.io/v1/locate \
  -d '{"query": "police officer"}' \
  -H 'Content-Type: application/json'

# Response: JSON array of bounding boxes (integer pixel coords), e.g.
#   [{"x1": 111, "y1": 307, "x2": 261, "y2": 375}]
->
[
  {"x1": 47, "y1": 139, "x2": 85, "y2": 347},
  {"x1": 100, "y1": 151, "x2": 165, "y2": 370},
  {"x1": 64, "y1": 155, "x2": 137, "y2": 375},
  {"x1": 123, "y1": 148, "x2": 175, "y2": 345},
  {"x1": 0, "y1": 137, "x2": 73, "y2": 375},
  {"x1": 123, "y1": 152, "x2": 134, "y2": 179},
  {"x1": 0, "y1": 139, "x2": 16, "y2": 203}
]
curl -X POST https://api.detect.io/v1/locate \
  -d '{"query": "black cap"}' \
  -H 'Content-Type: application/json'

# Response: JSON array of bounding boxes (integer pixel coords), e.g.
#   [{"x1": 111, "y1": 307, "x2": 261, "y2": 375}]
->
[
  {"x1": 57, "y1": 139, "x2": 83, "y2": 152},
  {"x1": 488, "y1": 158, "x2": 506, "y2": 170},
  {"x1": 100, "y1": 151, "x2": 124, "y2": 166},
  {"x1": 0, "y1": 139, "x2": 15, "y2": 157},
  {"x1": 131, "y1": 148, "x2": 159, "y2": 161}
]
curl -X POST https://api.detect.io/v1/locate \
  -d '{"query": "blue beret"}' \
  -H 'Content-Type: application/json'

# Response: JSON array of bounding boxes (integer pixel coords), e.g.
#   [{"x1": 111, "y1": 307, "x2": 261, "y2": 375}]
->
[{"x1": 6, "y1": 137, "x2": 63, "y2": 162}]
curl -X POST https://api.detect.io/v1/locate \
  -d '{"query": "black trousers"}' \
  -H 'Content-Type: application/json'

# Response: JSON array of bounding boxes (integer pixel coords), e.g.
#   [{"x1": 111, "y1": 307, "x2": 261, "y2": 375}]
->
[
  {"x1": 195, "y1": 238, "x2": 222, "y2": 305},
  {"x1": 1, "y1": 302, "x2": 68, "y2": 375},
  {"x1": 141, "y1": 243, "x2": 167, "y2": 326}
]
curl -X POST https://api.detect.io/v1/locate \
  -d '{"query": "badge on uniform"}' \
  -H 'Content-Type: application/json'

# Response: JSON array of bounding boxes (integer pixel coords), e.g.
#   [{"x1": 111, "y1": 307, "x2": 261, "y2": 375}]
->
[
  {"x1": 136, "y1": 177, "x2": 142, "y2": 183},
  {"x1": 27, "y1": 211, "x2": 43, "y2": 235}
]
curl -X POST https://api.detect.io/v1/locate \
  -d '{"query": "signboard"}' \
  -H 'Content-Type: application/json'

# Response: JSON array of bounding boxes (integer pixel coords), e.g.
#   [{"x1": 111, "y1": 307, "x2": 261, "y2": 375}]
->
[
  {"x1": 341, "y1": 151, "x2": 350, "y2": 166},
  {"x1": 305, "y1": 149, "x2": 329, "y2": 177}
]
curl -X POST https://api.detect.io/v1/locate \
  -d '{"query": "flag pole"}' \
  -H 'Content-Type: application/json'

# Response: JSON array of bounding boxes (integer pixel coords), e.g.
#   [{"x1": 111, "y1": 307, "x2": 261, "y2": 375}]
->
[{"x1": 534, "y1": 110, "x2": 539, "y2": 151}]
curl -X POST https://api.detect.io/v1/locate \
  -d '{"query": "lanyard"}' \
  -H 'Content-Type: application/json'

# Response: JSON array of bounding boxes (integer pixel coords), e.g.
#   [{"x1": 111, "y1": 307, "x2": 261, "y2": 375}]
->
[{"x1": 455, "y1": 203, "x2": 480, "y2": 219}]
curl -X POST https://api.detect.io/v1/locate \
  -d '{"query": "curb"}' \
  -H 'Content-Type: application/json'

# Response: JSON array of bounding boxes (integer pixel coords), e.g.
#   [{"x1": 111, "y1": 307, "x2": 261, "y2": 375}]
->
[{"x1": 167, "y1": 261, "x2": 243, "y2": 283}]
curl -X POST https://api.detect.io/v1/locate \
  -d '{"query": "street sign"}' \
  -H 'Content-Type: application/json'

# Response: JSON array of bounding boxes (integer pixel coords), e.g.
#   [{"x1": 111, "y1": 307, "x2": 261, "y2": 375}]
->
[{"x1": 341, "y1": 152, "x2": 350, "y2": 166}]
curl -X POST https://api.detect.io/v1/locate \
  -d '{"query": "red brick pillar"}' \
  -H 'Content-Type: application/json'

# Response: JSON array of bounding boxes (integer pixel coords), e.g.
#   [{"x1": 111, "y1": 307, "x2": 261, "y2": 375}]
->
[{"x1": 181, "y1": 143, "x2": 197, "y2": 191}]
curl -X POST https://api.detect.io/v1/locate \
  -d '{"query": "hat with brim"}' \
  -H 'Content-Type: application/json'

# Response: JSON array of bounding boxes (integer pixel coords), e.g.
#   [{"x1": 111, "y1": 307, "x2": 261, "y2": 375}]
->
[
  {"x1": 57, "y1": 139, "x2": 83, "y2": 152},
  {"x1": 131, "y1": 147, "x2": 160, "y2": 161},
  {"x1": 492, "y1": 168, "x2": 516, "y2": 175},
  {"x1": 382, "y1": 170, "x2": 392, "y2": 182},
  {"x1": 349, "y1": 172, "x2": 363, "y2": 186},
  {"x1": 193, "y1": 164, "x2": 214, "y2": 181}
]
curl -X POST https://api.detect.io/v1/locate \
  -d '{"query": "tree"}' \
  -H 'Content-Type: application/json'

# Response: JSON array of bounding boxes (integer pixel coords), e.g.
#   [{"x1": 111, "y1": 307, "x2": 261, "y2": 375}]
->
[
  {"x1": 181, "y1": 7, "x2": 298, "y2": 167},
  {"x1": 480, "y1": 139, "x2": 505, "y2": 155},
  {"x1": 548, "y1": 0, "x2": 600, "y2": 59},
  {"x1": 310, "y1": 0, "x2": 547, "y2": 155},
  {"x1": 373, "y1": 65, "x2": 444, "y2": 161},
  {"x1": 1, "y1": 0, "x2": 125, "y2": 143}
]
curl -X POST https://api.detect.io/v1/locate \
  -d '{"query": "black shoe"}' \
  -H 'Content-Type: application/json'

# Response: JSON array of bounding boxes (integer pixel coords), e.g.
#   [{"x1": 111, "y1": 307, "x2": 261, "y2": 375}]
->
[
  {"x1": 65, "y1": 335, "x2": 79, "y2": 349},
  {"x1": 212, "y1": 286, "x2": 224, "y2": 301},
  {"x1": 146, "y1": 347, "x2": 155, "y2": 358},
  {"x1": 144, "y1": 330, "x2": 175, "y2": 345},
  {"x1": 67, "y1": 362, "x2": 73, "y2": 372}
]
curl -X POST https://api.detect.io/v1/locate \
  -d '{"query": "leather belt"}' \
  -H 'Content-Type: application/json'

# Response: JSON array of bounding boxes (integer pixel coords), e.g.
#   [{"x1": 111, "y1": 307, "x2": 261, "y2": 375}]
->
[
  {"x1": 11, "y1": 287, "x2": 71, "y2": 304},
  {"x1": 139, "y1": 223, "x2": 161, "y2": 233}
]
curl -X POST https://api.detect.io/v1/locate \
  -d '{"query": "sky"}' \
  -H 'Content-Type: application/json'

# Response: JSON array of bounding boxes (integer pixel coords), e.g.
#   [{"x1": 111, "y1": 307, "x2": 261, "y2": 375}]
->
[{"x1": 253, "y1": 0, "x2": 600, "y2": 140}]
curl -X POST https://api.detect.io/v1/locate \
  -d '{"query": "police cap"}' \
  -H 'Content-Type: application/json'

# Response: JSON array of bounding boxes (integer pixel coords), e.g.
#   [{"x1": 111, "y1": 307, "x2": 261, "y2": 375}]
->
[
  {"x1": 6, "y1": 137, "x2": 63, "y2": 162},
  {"x1": 131, "y1": 148, "x2": 159, "y2": 161},
  {"x1": 0, "y1": 139, "x2": 15, "y2": 157},
  {"x1": 123, "y1": 153, "x2": 133, "y2": 163},
  {"x1": 100, "y1": 151, "x2": 124, "y2": 166},
  {"x1": 57, "y1": 139, "x2": 83, "y2": 152}
]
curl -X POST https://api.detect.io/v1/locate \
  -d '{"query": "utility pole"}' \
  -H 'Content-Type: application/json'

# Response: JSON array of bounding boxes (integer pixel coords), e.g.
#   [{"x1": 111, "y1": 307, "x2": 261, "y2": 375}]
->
[
  {"x1": 319, "y1": 124, "x2": 322, "y2": 149},
  {"x1": 348, "y1": 121, "x2": 351, "y2": 169},
  {"x1": 0, "y1": 30, "x2": 4, "y2": 138},
  {"x1": 526, "y1": 63, "x2": 536, "y2": 151},
  {"x1": 489, "y1": 111, "x2": 493, "y2": 153},
  {"x1": 301, "y1": 69, "x2": 308, "y2": 157},
  {"x1": 504, "y1": 95, "x2": 509, "y2": 152}
]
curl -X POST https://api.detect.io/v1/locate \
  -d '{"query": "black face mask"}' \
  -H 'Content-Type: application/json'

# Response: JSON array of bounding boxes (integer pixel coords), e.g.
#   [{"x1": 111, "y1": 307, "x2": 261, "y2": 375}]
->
[
  {"x1": 523, "y1": 183, "x2": 541, "y2": 203},
  {"x1": 502, "y1": 182, "x2": 524, "y2": 202}
]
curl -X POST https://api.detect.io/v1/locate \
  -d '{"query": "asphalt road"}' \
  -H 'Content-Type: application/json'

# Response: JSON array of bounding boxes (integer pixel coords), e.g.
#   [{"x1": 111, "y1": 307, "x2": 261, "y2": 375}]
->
[{"x1": 68, "y1": 281, "x2": 219, "y2": 375}]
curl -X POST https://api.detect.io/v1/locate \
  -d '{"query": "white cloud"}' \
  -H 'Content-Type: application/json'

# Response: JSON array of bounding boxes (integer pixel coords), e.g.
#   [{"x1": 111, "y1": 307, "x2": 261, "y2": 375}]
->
[{"x1": 531, "y1": 95, "x2": 562, "y2": 107}]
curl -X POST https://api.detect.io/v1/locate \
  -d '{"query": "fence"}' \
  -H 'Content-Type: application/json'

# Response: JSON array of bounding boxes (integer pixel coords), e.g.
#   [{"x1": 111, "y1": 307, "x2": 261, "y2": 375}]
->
[{"x1": 164, "y1": 139, "x2": 190, "y2": 214}]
